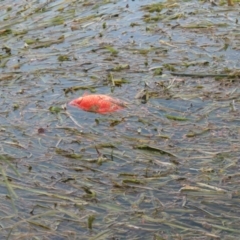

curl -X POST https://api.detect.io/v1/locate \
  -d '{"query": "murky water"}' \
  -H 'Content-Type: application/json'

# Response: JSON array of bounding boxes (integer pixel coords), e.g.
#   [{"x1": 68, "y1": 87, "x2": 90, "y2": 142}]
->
[{"x1": 0, "y1": 0, "x2": 240, "y2": 239}]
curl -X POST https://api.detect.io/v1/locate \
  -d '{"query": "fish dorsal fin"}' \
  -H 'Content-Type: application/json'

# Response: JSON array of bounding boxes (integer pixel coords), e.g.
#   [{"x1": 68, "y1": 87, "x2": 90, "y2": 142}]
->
[{"x1": 82, "y1": 91, "x2": 90, "y2": 97}]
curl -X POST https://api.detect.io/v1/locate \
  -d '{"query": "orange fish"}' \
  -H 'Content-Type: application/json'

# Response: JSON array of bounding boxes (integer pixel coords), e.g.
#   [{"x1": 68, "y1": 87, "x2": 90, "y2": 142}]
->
[{"x1": 69, "y1": 94, "x2": 126, "y2": 114}]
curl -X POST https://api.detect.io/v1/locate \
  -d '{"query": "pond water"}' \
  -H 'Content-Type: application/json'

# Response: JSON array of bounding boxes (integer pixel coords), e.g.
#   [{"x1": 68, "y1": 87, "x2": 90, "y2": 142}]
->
[{"x1": 0, "y1": 0, "x2": 240, "y2": 239}]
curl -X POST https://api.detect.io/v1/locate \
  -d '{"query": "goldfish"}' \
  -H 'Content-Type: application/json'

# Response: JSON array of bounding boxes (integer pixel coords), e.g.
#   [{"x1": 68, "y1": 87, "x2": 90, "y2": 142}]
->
[{"x1": 69, "y1": 94, "x2": 126, "y2": 114}]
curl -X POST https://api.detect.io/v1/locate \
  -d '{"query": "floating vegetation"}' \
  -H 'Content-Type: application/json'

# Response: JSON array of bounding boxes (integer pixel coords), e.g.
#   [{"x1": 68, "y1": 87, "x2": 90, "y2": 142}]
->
[
  {"x1": 49, "y1": 106, "x2": 62, "y2": 114},
  {"x1": 105, "y1": 46, "x2": 118, "y2": 56},
  {"x1": 0, "y1": 0, "x2": 240, "y2": 239},
  {"x1": 0, "y1": 29, "x2": 12, "y2": 36},
  {"x1": 51, "y1": 16, "x2": 65, "y2": 26},
  {"x1": 58, "y1": 55, "x2": 70, "y2": 61},
  {"x1": 165, "y1": 114, "x2": 189, "y2": 121}
]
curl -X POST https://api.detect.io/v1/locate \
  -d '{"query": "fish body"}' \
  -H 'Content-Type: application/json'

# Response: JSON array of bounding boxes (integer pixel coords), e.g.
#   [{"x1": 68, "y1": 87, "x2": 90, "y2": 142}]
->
[{"x1": 69, "y1": 94, "x2": 125, "y2": 114}]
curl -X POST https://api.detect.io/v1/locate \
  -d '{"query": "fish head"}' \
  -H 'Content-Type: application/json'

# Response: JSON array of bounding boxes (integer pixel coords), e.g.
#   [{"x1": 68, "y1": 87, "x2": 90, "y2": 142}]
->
[{"x1": 68, "y1": 97, "x2": 83, "y2": 107}]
